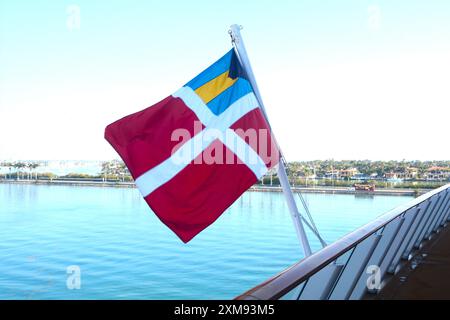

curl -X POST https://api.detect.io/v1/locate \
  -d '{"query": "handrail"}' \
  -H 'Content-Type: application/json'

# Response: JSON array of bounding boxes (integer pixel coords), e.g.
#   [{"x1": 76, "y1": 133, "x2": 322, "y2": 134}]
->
[{"x1": 236, "y1": 183, "x2": 450, "y2": 300}]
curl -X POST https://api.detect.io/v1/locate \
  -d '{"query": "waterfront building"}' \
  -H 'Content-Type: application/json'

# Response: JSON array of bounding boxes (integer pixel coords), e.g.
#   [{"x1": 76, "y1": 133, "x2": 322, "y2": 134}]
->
[{"x1": 426, "y1": 167, "x2": 450, "y2": 181}]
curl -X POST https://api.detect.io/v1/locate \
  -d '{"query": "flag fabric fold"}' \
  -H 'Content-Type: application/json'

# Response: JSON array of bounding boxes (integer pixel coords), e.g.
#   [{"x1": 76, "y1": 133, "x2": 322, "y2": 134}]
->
[{"x1": 105, "y1": 49, "x2": 279, "y2": 243}]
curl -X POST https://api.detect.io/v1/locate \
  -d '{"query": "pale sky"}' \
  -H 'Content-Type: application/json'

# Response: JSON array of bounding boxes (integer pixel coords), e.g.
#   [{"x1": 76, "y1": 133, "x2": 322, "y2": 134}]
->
[{"x1": 1, "y1": 1, "x2": 449, "y2": 161}]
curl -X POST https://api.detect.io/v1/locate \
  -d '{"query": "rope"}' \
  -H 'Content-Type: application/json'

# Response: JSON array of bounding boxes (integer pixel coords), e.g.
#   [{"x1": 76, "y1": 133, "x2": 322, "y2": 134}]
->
[
  {"x1": 297, "y1": 192, "x2": 327, "y2": 248},
  {"x1": 280, "y1": 155, "x2": 327, "y2": 248}
]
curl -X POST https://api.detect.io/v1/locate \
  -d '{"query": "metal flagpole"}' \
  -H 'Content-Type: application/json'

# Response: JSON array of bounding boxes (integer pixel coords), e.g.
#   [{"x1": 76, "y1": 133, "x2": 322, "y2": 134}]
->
[{"x1": 229, "y1": 24, "x2": 312, "y2": 257}]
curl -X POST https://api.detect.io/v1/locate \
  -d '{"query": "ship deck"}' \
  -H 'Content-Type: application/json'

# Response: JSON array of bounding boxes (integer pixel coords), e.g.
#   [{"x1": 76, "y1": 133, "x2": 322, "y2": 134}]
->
[{"x1": 367, "y1": 222, "x2": 450, "y2": 300}]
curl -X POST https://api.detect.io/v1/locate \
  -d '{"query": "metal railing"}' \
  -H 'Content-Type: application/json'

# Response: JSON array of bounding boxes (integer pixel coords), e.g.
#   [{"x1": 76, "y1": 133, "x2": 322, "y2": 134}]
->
[{"x1": 236, "y1": 183, "x2": 450, "y2": 300}]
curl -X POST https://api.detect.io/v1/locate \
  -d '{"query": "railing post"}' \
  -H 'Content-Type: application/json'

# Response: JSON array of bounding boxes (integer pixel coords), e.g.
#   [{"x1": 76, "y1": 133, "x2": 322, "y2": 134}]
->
[
  {"x1": 428, "y1": 191, "x2": 450, "y2": 236},
  {"x1": 350, "y1": 216, "x2": 404, "y2": 299},
  {"x1": 328, "y1": 233, "x2": 381, "y2": 300},
  {"x1": 379, "y1": 208, "x2": 417, "y2": 275},
  {"x1": 414, "y1": 194, "x2": 443, "y2": 248},
  {"x1": 396, "y1": 201, "x2": 431, "y2": 263},
  {"x1": 436, "y1": 190, "x2": 450, "y2": 227},
  {"x1": 424, "y1": 193, "x2": 448, "y2": 239}
]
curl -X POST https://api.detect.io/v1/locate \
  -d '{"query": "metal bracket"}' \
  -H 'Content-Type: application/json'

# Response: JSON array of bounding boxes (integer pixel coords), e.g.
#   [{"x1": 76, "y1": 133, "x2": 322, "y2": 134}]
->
[{"x1": 228, "y1": 25, "x2": 243, "y2": 45}]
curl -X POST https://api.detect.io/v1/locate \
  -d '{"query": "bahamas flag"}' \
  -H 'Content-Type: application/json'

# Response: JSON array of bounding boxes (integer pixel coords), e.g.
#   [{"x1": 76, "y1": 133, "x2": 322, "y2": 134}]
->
[{"x1": 105, "y1": 49, "x2": 279, "y2": 242}]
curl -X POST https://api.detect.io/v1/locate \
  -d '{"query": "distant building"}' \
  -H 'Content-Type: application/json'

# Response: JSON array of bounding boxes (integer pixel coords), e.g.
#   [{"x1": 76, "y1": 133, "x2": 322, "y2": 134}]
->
[
  {"x1": 384, "y1": 172, "x2": 399, "y2": 179},
  {"x1": 394, "y1": 168, "x2": 419, "y2": 180},
  {"x1": 325, "y1": 168, "x2": 359, "y2": 179},
  {"x1": 405, "y1": 167, "x2": 419, "y2": 180},
  {"x1": 425, "y1": 167, "x2": 450, "y2": 181},
  {"x1": 339, "y1": 168, "x2": 359, "y2": 179},
  {"x1": 324, "y1": 169, "x2": 340, "y2": 179}
]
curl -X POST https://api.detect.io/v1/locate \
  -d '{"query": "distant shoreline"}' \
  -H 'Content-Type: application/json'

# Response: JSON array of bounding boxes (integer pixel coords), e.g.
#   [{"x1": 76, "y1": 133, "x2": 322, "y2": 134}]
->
[{"x1": 0, "y1": 179, "x2": 426, "y2": 196}]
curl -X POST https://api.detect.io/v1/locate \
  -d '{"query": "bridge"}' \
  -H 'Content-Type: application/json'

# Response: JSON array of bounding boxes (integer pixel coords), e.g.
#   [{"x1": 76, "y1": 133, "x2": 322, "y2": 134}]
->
[{"x1": 236, "y1": 183, "x2": 450, "y2": 300}]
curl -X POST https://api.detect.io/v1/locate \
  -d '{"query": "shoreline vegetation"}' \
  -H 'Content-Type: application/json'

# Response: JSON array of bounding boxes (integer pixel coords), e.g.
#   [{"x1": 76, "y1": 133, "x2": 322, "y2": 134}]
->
[
  {"x1": 0, "y1": 179, "x2": 428, "y2": 196},
  {"x1": 1, "y1": 159, "x2": 449, "y2": 197}
]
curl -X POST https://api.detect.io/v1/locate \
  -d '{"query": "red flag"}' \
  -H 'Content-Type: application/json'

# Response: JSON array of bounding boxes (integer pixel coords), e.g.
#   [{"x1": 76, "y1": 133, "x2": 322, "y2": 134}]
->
[{"x1": 105, "y1": 50, "x2": 279, "y2": 242}]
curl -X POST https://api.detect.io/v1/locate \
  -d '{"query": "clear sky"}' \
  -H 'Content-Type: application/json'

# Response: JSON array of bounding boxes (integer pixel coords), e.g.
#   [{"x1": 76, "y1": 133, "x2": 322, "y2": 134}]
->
[{"x1": 1, "y1": 0, "x2": 449, "y2": 161}]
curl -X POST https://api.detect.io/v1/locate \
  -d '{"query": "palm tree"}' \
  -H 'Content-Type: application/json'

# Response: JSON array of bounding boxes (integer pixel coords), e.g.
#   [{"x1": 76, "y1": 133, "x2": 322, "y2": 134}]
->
[
  {"x1": 1, "y1": 162, "x2": 11, "y2": 179},
  {"x1": 12, "y1": 162, "x2": 20, "y2": 180},
  {"x1": 19, "y1": 162, "x2": 27, "y2": 180},
  {"x1": 28, "y1": 162, "x2": 40, "y2": 180}
]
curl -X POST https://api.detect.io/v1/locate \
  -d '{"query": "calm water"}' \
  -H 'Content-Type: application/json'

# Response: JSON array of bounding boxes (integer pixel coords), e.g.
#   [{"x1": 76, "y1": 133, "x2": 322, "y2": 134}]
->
[{"x1": 0, "y1": 183, "x2": 413, "y2": 299}]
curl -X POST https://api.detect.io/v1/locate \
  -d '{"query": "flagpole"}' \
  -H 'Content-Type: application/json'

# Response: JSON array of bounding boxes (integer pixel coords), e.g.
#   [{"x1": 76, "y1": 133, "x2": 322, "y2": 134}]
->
[{"x1": 229, "y1": 24, "x2": 312, "y2": 257}]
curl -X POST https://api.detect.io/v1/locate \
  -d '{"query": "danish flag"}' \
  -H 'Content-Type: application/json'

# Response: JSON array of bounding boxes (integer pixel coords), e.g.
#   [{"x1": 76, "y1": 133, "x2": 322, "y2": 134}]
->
[{"x1": 105, "y1": 50, "x2": 279, "y2": 242}]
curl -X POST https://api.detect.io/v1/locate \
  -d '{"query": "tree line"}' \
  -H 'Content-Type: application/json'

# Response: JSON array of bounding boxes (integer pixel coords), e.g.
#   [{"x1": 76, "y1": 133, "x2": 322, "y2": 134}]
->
[
  {"x1": 1, "y1": 159, "x2": 449, "y2": 184},
  {"x1": 285, "y1": 160, "x2": 450, "y2": 179}
]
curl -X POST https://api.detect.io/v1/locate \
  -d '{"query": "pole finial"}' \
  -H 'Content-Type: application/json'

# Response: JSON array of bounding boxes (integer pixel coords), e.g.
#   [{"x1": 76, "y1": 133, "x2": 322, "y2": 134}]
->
[{"x1": 228, "y1": 24, "x2": 243, "y2": 45}]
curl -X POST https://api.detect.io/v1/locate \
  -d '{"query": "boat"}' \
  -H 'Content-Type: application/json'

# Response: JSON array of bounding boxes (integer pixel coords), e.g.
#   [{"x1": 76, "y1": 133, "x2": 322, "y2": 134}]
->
[{"x1": 354, "y1": 183, "x2": 375, "y2": 192}]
